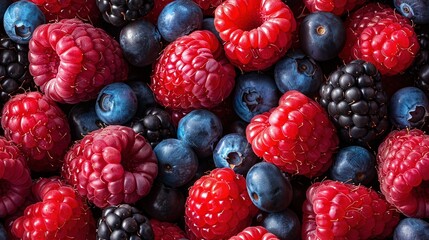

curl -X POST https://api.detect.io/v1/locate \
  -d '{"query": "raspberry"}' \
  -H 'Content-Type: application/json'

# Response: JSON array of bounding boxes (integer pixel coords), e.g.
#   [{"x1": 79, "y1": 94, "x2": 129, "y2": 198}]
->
[
  {"x1": 11, "y1": 177, "x2": 96, "y2": 240},
  {"x1": 229, "y1": 226, "x2": 279, "y2": 240},
  {"x1": 302, "y1": 180, "x2": 400, "y2": 239},
  {"x1": 28, "y1": 18, "x2": 128, "y2": 104},
  {"x1": 1, "y1": 91, "x2": 71, "y2": 173},
  {"x1": 185, "y1": 168, "x2": 258, "y2": 239},
  {"x1": 0, "y1": 137, "x2": 32, "y2": 218},
  {"x1": 377, "y1": 128, "x2": 429, "y2": 218},
  {"x1": 246, "y1": 90, "x2": 339, "y2": 178},
  {"x1": 339, "y1": 3, "x2": 419, "y2": 76},
  {"x1": 303, "y1": 0, "x2": 366, "y2": 16},
  {"x1": 62, "y1": 125, "x2": 158, "y2": 208},
  {"x1": 150, "y1": 219, "x2": 187, "y2": 240},
  {"x1": 150, "y1": 30, "x2": 236, "y2": 111},
  {"x1": 214, "y1": 0, "x2": 296, "y2": 71},
  {"x1": 27, "y1": 0, "x2": 100, "y2": 23},
  {"x1": 193, "y1": 0, "x2": 222, "y2": 16}
]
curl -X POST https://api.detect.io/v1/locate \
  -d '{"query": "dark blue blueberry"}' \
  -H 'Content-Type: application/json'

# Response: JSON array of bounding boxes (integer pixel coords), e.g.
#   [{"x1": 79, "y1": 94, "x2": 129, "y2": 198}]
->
[
  {"x1": 299, "y1": 11, "x2": 345, "y2": 61},
  {"x1": 0, "y1": 0, "x2": 11, "y2": 26},
  {"x1": 389, "y1": 86, "x2": 429, "y2": 129},
  {"x1": 157, "y1": 0, "x2": 203, "y2": 42},
  {"x1": 202, "y1": 17, "x2": 222, "y2": 43},
  {"x1": 213, "y1": 133, "x2": 260, "y2": 175},
  {"x1": 177, "y1": 109, "x2": 223, "y2": 158},
  {"x1": 0, "y1": 223, "x2": 7, "y2": 240},
  {"x1": 394, "y1": 0, "x2": 429, "y2": 24},
  {"x1": 246, "y1": 162, "x2": 293, "y2": 213},
  {"x1": 227, "y1": 120, "x2": 248, "y2": 135},
  {"x1": 260, "y1": 208, "x2": 301, "y2": 240},
  {"x1": 233, "y1": 72, "x2": 280, "y2": 122},
  {"x1": 153, "y1": 138, "x2": 199, "y2": 188},
  {"x1": 3, "y1": 0, "x2": 45, "y2": 44},
  {"x1": 274, "y1": 49, "x2": 323, "y2": 96},
  {"x1": 137, "y1": 181, "x2": 185, "y2": 223},
  {"x1": 126, "y1": 81, "x2": 157, "y2": 117},
  {"x1": 393, "y1": 218, "x2": 429, "y2": 240},
  {"x1": 120, "y1": 19, "x2": 162, "y2": 67},
  {"x1": 95, "y1": 82, "x2": 138, "y2": 125},
  {"x1": 329, "y1": 145, "x2": 376, "y2": 186},
  {"x1": 68, "y1": 100, "x2": 105, "y2": 140}
]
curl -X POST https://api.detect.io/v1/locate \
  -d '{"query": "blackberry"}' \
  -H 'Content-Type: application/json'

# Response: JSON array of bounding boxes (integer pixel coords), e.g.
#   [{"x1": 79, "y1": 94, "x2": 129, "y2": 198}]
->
[
  {"x1": 129, "y1": 106, "x2": 176, "y2": 148},
  {"x1": 97, "y1": 204, "x2": 154, "y2": 240},
  {"x1": 319, "y1": 60, "x2": 389, "y2": 145},
  {"x1": 96, "y1": 0, "x2": 154, "y2": 27},
  {"x1": 411, "y1": 32, "x2": 429, "y2": 95},
  {"x1": 0, "y1": 35, "x2": 35, "y2": 110}
]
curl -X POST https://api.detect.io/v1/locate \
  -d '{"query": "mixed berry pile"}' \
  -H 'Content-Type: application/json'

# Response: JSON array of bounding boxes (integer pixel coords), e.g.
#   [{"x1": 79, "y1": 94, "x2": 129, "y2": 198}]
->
[{"x1": 1, "y1": 0, "x2": 429, "y2": 239}]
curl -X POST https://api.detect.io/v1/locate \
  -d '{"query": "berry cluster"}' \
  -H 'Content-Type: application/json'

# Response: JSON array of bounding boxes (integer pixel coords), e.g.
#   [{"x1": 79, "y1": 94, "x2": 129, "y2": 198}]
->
[{"x1": 1, "y1": 0, "x2": 429, "y2": 239}]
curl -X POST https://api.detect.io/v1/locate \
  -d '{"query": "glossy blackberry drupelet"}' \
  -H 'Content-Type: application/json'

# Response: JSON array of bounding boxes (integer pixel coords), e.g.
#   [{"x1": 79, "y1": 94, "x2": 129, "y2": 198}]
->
[
  {"x1": 0, "y1": 35, "x2": 36, "y2": 111},
  {"x1": 97, "y1": 204, "x2": 154, "y2": 240},
  {"x1": 319, "y1": 60, "x2": 389, "y2": 146},
  {"x1": 129, "y1": 106, "x2": 176, "y2": 148},
  {"x1": 97, "y1": 0, "x2": 154, "y2": 27},
  {"x1": 411, "y1": 32, "x2": 429, "y2": 96}
]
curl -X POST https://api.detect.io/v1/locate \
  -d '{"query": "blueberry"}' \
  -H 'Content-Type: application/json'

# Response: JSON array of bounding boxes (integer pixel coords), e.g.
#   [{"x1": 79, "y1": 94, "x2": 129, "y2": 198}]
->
[
  {"x1": 389, "y1": 86, "x2": 429, "y2": 129},
  {"x1": 68, "y1": 100, "x2": 105, "y2": 140},
  {"x1": 95, "y1": 82, "x2": 138, "y2": 125},
  {"x1": 246, "y1": 162, "x2": 293, "y2": 213},
  {"x1": 177, "y1": 109, "x2": 223, "y2": 158},
  {"x1": 157, "y1": 0, "x2": 203, "y2": 42},
  {"x1": 0, "y1": 223, "x2": 6, "y2": 240},
  {"x1": 202, "y1": 17, "x2": 222, "y2": 43},
  {"x1": 394, "y1": 0, "x2": 429, "y2": 24},
  {"x1": 274, "y1": 50, "x2": 323, "y2": 96},
  {"x1": 227, "y1": 120, "x2": 248, "y2": 135},
  {"x1": 260, "y1": 208, "x2": 301, "y2": 240},
  {"x1": 299, "y1": 11, "x2": 345, "y2": 61},
  {"x1": 233, "y1": 72, "x2": 280, "y2": 122},
  {"x1": 125, "y1": 81, "x2": 157, "y2": 117},
  {"x1": 153, "y1": 138, "x2": 199, "y2": 188},
  {"x1": 393, "y1": 218, "x2": 429, "y2": 240},
  {"x1": 329, "y1": 145, "x2": 376, "y2": 186},
  {"x1": 3, "y1": 0, "x2": 45, "y2": 44},
  {"x1": 120, "y1": 19, "x2": 162, "y2": 67},
  {"x1": 213, "y1": 133, "x2": 260, "y2": 175}
]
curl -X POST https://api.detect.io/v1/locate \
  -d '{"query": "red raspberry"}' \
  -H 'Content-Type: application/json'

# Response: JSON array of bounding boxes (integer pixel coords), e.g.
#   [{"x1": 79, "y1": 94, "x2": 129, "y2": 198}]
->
[
  {"x1": 1, "y1": 91, "x2": 71, "y2": 173},
  {"x1": 62, "y1": 125, "x2": 158, "y2": 208},
  {"x1": 214, "y1": 0, "x2": 296, "y2": 71},
  {"x1": 28, "y1": 18, "x2": 128, "y2": 104},
  {"x1": 377, "y1": 128, "x2": 429, "y2": 218},
  {"x1": 11, "y1": 177, "x2": 95, "y2": 240},
  {"x1": 339, "y1": 3, "x2": 419, "y2": 76},
  {"x1": 151, "y1": 30, "x2": 236, "y2": 111},
  {"x1": 229, "y1": 226, "x2": 279, "y2": 240},
  {"x1": 26, "y1": 0, "x2": 100, "y2": 23},
  {"x1": 193, "y1": 0, "x2": 222, "y2": 16},
  {"x1": 302, "y1": 180, "x2": 400, "y2": 240},
  {"x1": 0, "y1": 137, "x2": 32, "y2": 218},
  {"x1": 246, "y1": 90, "x2": 339, "y2": 178},
  {"x1": 185, "y1": 168, "x2": 258, "y2": 239},
  {"x1": 303, "y1": 0, "x2": 366, "y2": 16},
  {"x1": 150, "y1": 219, "x2": 187, "y2": 240}
]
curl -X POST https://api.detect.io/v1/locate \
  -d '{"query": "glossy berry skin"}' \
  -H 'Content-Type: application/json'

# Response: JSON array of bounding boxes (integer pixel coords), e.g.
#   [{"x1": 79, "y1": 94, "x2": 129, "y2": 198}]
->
[
  {"x1": 230, "y1": 226, "x2": 279, "y2": 240},
  {"x1": 150, "y1": 219, "x2": 187, "y2": 240},
  {"x1": 299, "y1": 11, "x2": 345, "y2": 62},
  {"x1": 389, "y1": 86, "x2": 429, "y2": 129},
  {"x1": 95, "y1": 82, "x2": 138, "y2": 125},
  {"x1": 62, "y1": 125, "x2": 158, "y2": 208},
  {"x1": 126, "y1": 81, "x2": 157, "y2": 117},
  {"x1": 177, "y1": 109, "x2": 223, "y2": 158},
  {"x1": 96, "y1": 0, "x2": 154, "y2": 27},
  {"x1": 394, "y1": 0, "x2": 429, "y2": 24},
  {"x1": 120, "y1": 19, "x2": 162, "y2": 67},
  {"x1": 213, "y1": 133, "x2": 260, "y2": 175},
  {"x1": 157, "y1": 0, "x2": 203, "y2": 42},
  {"x1": 153, "y1": 138, "x2": 199, "y2": 188},
  {"x1": 3, "y1": 0, "x2": 45, "y2": 44},
  {"x1": 214, "y1": 0, "x2": 296, "y2": 71},
  {"x1": 185, "y1": 168, "x2": 258, "y2": 240},
  {"x1": 202, "y1": 17, "x2": 222, "y2": 43},
  {"x1": 27, "y1": 0, "x2": 100, "y2": 23},
  {"x1": 246, "y1": 162, "x2": 293, "y2": 213},
  {"x1": 233, "y1": 72, "x2": 280, "y2": 123},
  {"x1": 303, "y1": 0, "x2": 366, "y2": 16},
  {"x1": 68, "y1": 100, "x2": 105, "y2": 140},
  {"x1": 329, "y1": 145, "x2": 376, "y2": 186},
  {"x1": 260, "y1": 209, "x2": 301, "y2": 240},
  {"x1": 274, "y1": 50, "x2": 322, "y2": 96},
  {"x1": 393, "y1": 218, "x2": 429, "y2": 240},
  {"x1": 377, "y1": 129, "x2": 429, "y2": 218},
  {"x1": 302, "y1": 180, "x2": 400, "y2": 239}
]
